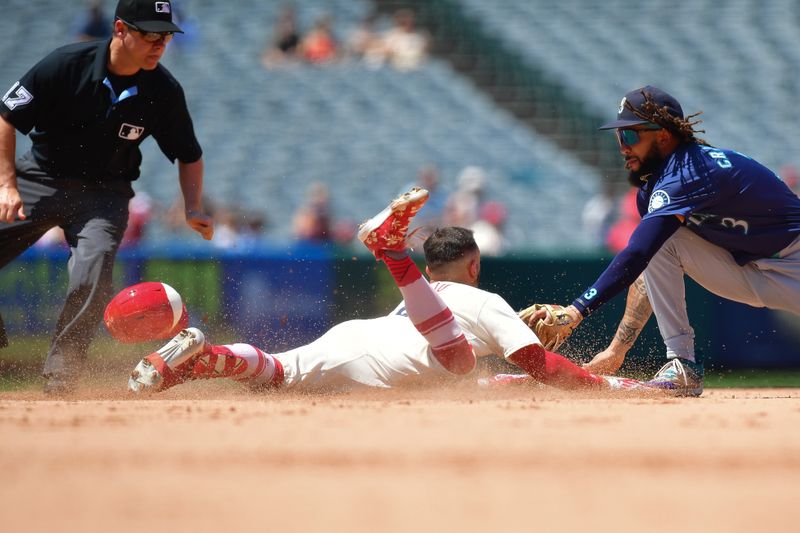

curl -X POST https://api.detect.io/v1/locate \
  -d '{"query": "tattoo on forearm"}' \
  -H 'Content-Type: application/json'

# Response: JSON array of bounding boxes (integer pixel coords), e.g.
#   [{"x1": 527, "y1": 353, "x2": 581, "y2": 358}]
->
[
  {"x1": 615, "y1": 322, "x2": 642, "y2": 346},
  {"x1": 613, "y1": 277, "x2": 653, "y2": 347},
  {"x1": 633, "y1": 275, "x2": 648, "y2": 296}
]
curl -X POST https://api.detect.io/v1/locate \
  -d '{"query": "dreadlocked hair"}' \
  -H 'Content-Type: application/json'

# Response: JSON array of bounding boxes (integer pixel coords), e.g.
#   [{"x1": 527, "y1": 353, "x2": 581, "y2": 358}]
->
[{"x1": 626, "y1": 90, "x2": 709, "y2": 146}]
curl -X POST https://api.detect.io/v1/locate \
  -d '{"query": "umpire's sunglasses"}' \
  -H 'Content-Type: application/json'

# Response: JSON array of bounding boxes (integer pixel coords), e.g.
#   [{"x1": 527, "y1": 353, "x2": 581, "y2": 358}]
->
[
  {"x1": 615, "y1": 125, "x2": 662, "y2": 147},
  {"x1": 119, "y1": 19, "x2": 174, "y2": 43}
]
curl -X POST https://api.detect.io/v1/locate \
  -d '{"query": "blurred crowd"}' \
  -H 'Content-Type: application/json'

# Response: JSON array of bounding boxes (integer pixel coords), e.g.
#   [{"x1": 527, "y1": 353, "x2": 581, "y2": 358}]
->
[
  {"x1": 32, "y1": 163, "x2": 513, "y2": 255},
  {"x1": 286, "y1": 164, "x2": 510, "y2": 254},
  {"x1": 29, "y1": 3, "x2": 509, "y2": 256},
  {"x1": 45, "y1": 2, "x2": 800, "y2": 257},
  {"x1": 261, "y1": 6, "x2": 429, "y2": 71}
]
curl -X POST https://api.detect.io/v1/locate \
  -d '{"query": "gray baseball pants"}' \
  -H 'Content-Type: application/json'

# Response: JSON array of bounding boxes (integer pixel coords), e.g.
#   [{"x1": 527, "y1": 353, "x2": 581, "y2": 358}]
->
[
  {"x1": 643, "y1": 227, "x2": 800, "y2": 362},
  {"x1": 0, "y1": 153, "x2": 130, "y2": 379}
]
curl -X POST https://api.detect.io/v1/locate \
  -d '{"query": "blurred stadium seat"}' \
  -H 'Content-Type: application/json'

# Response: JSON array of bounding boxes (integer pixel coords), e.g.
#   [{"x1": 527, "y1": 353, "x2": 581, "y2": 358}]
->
[{"x1": 456, "y1": 0, "x2": 800, "y2": 175}]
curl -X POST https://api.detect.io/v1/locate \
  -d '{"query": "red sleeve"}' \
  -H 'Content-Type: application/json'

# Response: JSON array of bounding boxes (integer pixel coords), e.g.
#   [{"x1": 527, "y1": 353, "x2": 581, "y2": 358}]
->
[{"x1": 508, "y1": 344, "x2": 604, "y2": 390}]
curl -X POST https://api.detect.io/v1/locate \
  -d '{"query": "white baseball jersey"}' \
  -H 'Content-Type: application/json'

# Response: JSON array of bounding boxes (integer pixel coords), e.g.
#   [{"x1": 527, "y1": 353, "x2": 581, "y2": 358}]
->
[{"x1": 274, "y1": 281, "x2": 540, "y2": 391}]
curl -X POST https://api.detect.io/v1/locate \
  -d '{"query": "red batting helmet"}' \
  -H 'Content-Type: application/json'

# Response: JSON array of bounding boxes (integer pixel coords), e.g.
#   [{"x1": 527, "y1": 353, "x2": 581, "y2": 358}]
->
[{"x1": 103, "y1": 281, "x2": 189, "y2": 343}]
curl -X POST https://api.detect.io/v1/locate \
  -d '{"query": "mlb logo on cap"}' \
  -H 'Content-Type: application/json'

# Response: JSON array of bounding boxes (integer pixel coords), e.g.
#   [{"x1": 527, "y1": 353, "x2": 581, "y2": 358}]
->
[{"x1": 115, "y1": 0, "x2": 183, "y2": 33}]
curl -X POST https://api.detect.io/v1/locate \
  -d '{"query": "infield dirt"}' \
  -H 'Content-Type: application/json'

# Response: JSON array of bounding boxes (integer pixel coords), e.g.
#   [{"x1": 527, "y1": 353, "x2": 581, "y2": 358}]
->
[{"x1": 1, "y1": 384, "x2": 798, "y2": 533}]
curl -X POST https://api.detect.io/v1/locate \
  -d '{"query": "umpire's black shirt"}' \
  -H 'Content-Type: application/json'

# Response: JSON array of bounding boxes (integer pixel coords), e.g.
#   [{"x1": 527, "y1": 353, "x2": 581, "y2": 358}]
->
[{"x1": 0, "y1": 39, "x2": 202, "y2": 188}]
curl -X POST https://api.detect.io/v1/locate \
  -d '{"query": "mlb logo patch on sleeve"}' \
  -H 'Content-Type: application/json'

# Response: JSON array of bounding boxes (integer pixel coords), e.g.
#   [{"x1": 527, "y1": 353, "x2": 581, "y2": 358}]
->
[
  {"x1": 119, "y1": 123, "x2": 145, "y2": 140},
  {"x1": 155, "y1": 2, "x2": 171, "y2": 13}
]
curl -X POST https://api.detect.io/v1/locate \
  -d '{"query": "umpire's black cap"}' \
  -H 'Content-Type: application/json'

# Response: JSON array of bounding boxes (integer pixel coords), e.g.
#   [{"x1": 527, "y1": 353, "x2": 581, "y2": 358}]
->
[
  {"x1": 115, "y1": 0, "x2": 183, "y2": 33},
  {"x1": 599, "y1": 86, "x2": 683, "y2": 130}
]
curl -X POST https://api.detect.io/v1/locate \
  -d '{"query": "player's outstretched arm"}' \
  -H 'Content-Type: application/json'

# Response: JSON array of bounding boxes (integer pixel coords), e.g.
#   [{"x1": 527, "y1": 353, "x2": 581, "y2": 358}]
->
[
  {"x1": 583, "y1": 274, "x2": 652, "y2": 375},
  {"x1": 508, "y1": 343, "x2": 605, "y2": 390}
]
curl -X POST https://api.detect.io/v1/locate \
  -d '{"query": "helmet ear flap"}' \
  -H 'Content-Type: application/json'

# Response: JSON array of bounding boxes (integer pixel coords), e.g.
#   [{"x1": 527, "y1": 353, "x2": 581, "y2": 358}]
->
[{"x1": 104, "y1": 282, "x2": 189, "y2": 343}]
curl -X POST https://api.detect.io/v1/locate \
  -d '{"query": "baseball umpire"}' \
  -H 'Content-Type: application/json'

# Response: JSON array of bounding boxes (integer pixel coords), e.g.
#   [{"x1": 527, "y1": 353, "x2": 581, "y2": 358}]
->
[
  {"x1": 520, "y1": 86, "x2": 800, "y2": 396},
  {"x1": 0, "y1": 0, "x2": 213, "y2": 393}
]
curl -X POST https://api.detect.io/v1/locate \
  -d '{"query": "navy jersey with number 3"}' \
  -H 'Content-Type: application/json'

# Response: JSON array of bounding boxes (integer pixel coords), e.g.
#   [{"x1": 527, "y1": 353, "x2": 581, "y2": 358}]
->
[{"x1": 637, "y1": 143, "x2": 800, "y2": 264}]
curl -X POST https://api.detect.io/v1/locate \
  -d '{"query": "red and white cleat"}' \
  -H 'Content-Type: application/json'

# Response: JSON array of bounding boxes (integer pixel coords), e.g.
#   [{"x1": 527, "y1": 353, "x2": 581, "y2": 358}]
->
[
  {"x1": 358, "y1": 187, "x2": 429, "y2": 260},
  {"x1": 128, "y1": 328, "x2": 207, "y2": 393}
]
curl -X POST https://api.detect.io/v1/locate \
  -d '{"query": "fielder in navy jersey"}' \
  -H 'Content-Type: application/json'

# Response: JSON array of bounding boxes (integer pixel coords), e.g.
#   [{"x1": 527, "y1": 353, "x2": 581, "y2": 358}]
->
[{"x1": 522, "y1": 86, "x2": 800, "y2": 396}]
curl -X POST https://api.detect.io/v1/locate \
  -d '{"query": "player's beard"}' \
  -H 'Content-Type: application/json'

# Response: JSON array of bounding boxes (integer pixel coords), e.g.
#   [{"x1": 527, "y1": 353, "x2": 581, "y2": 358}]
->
[{"x1": 626, "y1": 143, "x2": 664, "y2": 187}]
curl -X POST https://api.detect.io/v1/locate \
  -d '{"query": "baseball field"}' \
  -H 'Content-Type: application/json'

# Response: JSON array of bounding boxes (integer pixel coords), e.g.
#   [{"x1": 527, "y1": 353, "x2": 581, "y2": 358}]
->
[{"x1": 2, "y1": 377, "x2": 798, "y2": 533}]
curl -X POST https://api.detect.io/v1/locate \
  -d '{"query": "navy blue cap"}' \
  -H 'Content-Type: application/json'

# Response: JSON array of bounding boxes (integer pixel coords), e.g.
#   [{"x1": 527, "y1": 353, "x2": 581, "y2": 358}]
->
[
  {"x1": 599, "y1": 86, "x2": 683, "y2": 130},
  {"x1": 115, "y1": 0, "x2": 183, "y2": 33}
]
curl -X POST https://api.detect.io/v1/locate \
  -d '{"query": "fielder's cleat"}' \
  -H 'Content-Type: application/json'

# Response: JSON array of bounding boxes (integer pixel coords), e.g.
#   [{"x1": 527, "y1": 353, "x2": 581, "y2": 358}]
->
[
  {"x1": 646, "y1": 358, "x2": 704, "y2": 397},
  {"x1": 128, "y1": 327, "x2": 207, "y2": 393},
  {"x1": 358, "y1": 187, "x2": 429, "y2": 260}
]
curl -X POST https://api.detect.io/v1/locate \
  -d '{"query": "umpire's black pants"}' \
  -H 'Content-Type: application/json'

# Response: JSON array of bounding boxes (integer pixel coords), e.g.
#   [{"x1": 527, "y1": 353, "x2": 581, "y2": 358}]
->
[{"x1": 0, "y1": 152, "x2": 131, "y2": 379}]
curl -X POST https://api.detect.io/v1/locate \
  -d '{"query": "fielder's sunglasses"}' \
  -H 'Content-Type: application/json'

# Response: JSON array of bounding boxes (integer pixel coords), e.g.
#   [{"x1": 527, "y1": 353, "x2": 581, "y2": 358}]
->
[
  {"x1": 615, "y1": 125, "x2": 662, "y2": 147},
  {"x1": 119, "y1": 19, "x2": 174, "y2": 43}
]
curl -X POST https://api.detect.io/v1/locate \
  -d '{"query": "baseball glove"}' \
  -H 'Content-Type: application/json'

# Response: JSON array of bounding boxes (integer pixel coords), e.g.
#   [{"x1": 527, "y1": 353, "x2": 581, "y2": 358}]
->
[{"x1": 518, "y1": 303, "x2": 577, "y2": 351}]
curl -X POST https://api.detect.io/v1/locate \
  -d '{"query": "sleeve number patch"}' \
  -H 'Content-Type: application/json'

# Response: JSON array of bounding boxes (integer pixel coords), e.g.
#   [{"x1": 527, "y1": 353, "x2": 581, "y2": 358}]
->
[{"x1": 2, "y1": 82, "x2": 33, "y2": 110}]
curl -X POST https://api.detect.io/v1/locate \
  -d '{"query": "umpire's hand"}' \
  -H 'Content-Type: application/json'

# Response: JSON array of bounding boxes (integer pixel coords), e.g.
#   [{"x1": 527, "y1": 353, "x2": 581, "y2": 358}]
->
[
  {"x1": 186, "y1": 210, "x2": 214, "y2": 240},
  {"x1": 0, "y1": 184, "x2": 26, "y2": 223}
]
